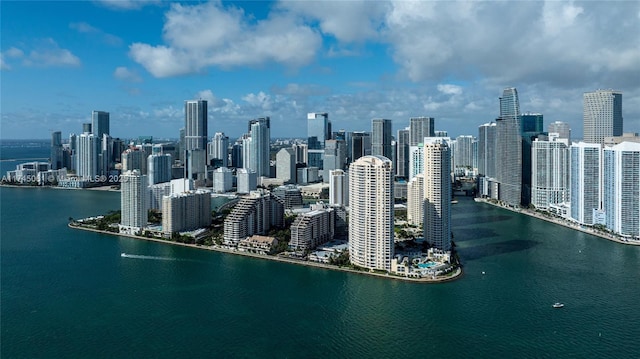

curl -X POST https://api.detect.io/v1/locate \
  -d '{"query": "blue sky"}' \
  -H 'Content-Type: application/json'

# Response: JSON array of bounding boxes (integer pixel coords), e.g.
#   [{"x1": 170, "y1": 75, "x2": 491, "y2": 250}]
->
[{"x1": 1, "y1": 0, "x2": 639, "y2": 140}]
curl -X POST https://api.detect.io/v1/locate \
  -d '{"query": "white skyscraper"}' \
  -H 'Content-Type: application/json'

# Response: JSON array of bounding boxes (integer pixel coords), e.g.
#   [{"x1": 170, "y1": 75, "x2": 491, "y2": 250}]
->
[
  {"x1": 531, "y1": 135, "x2": 570, "y2": 210},
  {"x1": 478, "y1": 122, "x2": 497, "y2": 177},
  {"x1": 407, "y1": 173, "x2": 424, "y2": 226},
  {"x1": 496, "y1": 87, "x2": 522, "y2": 206},
  {"x1": 276, "y1": 148, "x2": 296, "y2": 184},
  {"x1": 208, "y1": 132, "x2": 229, "y2": 167},
  {"x1": 247, "y1": 118, "x2": 270, "y2": 177},
  {"x1": 348, "y1": 155, "x2": 394, "y2": 271},
  {"x1": 162, "y1": 190, "x2": 211, "y2": 235},
  {"x1": 423, "y1": 138, "x2": 452, "y2": 251},
  {"x1": 570, "y1": 142, "x2": 601, "y2": 225},
  {"x1": 583, "y1": 90, "x2": 623, "y2": 145},
  {"x1": 454, "y1": 135, "x2": 475, "y2": 169},
  {"x1": 603, "y1": 142, "x2": 640, "y2": 238},
  {"x1": 120, "y1": 169, "x2": 148, "y2": 234},
  {"x1": 212, "y1": 167, "x2": 233, "y2": 193},
  {"x1": 236, "y1": 168, "x2": 257, "y2": 194},
  {"x1": 147, "y1": 153, "x2": 172, "y2": 186},
  {"x1": 329, "y1": 169, "x2": 348, "y2": 206},
  {"x1": 185, "y1": 99, "x2": 208, "y2": 181},
  {"x1": 76, "y1": 132, "x2": 99, "y2": 180},
  {"x1": 408, "y1": 144, "x2": 424, "y2": 181}
]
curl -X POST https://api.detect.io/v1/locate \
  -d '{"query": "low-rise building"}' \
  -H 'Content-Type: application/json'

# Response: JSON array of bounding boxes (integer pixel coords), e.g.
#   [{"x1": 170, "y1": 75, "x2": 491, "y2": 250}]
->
[
  {"x1": 238, "y1": 235, "x2": 278, "y2": 255},
  {"x1": 289, "y1": 207, "x2": 335, "y2": 251}
]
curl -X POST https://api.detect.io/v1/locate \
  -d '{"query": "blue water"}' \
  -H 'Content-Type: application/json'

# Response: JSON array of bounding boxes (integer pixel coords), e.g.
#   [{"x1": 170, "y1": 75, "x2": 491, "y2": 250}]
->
[{"x1": 2, "y1": 141, "x2": 640, "y2": 358}]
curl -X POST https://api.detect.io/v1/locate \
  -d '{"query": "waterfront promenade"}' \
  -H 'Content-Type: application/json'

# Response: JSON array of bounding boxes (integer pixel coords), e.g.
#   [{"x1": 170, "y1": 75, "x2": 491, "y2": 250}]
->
[
  {"x1": 474, "y1": 198, "x2": 640, "y2": 246},
  {"x1": 69, "y1": 223, "x2": 462, "y2": 284}
]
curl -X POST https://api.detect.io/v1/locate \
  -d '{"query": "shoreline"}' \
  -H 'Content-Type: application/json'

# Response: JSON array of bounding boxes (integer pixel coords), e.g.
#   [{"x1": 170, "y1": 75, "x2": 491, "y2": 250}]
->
[
  {"x1": 69, "y1": 224, "x2": 463, "y2": 284},
  {"x1": 474, "y1": 198, "x2": 640, "y2": 246}
]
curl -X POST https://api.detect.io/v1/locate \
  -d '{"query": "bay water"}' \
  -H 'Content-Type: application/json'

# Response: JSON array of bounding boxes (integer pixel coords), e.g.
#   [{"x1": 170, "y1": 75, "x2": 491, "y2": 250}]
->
[{"x1": 2, "y1": 141, "x2": 639, "y2": 358}]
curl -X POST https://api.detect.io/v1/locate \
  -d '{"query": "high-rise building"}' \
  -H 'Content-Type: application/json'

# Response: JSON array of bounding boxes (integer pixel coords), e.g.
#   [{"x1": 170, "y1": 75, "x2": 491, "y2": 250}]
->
[
  {"x1": 212, "y1": 167, "x2": 233, "y2": 193},
  {"x1": 396, "y1": 128, "x2": 410, "y2": 178},
  {"x1": 371, "y1": 118, "x2": 393, "y2": 159},
  {"x1": 162, "y1": 190, "x2": 210, "y2": 235},
  {"x1": 236, "y1": 168, "x2": 257, "y2": 194},
  {"x1": 548, "y1": 121, "x2": 571, "y2": 141},
  {"x1": 423, "y1": 138, "x2": 452, "y2": 251},
  {"x1": 478, "y1": 122, "x2": 496, "y2": 177},
  {"x1": 408, "y1": 144, "x2": 423, "y2": 181},
  {"x1": 531, "y1": 135, "x2": 570, "y2": 210},
  {"x1": 208, "y1": 132, "x2": 229, "y2": 168},
  {"x1": 603, "y1": 142, "x2": 640, "y2": 238},
  {"x1": 322, "y1": 139, "x2": 346, "y2": 182},
  {"x1": 91, "y1": 111, "x2": 110, "y2": 139},
  {"x1": 406, "y1": 173, "x2": 424, "y2": 226},
  {"x1": 570, "y1": 142, "x2": 601, "y2": 225},
  {"x1": 50, "y1": 131, "x2": 63, "y2": 170},
  {"x1": 290, "y1": 208, "x2": 335, "y2": 251},
  {"x1": 76, "y1": 132, "x2": 99, "y2": 180},
  {"x1": 276, "y1": 148, "x2": 296, "y2": 184},
  {"x1": 293, "y1": 143, "x2": 308, "y2": 165},
  {"x1": 583, "y1": 90, "x2": 623, "y2": 145},
  {"x1": 247, "y1": 117, "x2": 270, "y2": 177},
  {"x1": 454, "y1": 135, "x2": 475, "y2": 169},
  {"x1": 121, "y1": 148, "x2": 145, "y2": 173},
  {"x1": 120, "y1": 169, "x2": 148, "y2": 234},
  {"x1": 307, "y1": 112, "x2": 329, "y2": 169},
  {"x1": 223, "y1": 190, "x2": 284, "y2": 244},
  {"x1": 147, "y1": 152, "x2": 172, "y2": 186},
  {"x1": 184, "y1": 100, "x2": 208, "y2": 181},
  {"x1": 496, "y1": 87, "x2": 522, "y2": 206},
  {"x1": 348, "y1": 155, "x2": 394, "y2": 271},
  {"x1": 410, "y1": 117, "x2": 435, "y2": 146},
  {"x1": 329, "y1": 169, "x2": 347, "y2": 206},
  {"x1": 521, "y1": 113, "x2": 543, "y2": 134},
  {"x1": 348, "y1": 131, "x2": 371, "y2": 163}
]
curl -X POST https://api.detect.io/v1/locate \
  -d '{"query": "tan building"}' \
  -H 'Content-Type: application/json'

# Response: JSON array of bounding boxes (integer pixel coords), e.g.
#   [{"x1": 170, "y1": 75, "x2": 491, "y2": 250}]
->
[{"x1": 238, "y1": 235, "x2": 279, "y2": 255}]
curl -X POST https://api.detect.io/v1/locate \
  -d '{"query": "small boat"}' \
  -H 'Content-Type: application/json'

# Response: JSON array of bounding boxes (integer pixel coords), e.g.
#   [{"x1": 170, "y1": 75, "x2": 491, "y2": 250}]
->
[
  {"x1": 552, "y1": 302, "x2": 564, "y2": 308},
  {"x1": 121, "y1": 252, "x2": 126, "y2": 257}
]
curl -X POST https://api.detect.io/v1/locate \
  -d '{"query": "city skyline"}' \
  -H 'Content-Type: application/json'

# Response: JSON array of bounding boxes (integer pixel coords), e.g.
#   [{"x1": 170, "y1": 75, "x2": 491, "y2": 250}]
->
[{"x1": 2, "y1": 1, "x2": 639, "y2": 140}]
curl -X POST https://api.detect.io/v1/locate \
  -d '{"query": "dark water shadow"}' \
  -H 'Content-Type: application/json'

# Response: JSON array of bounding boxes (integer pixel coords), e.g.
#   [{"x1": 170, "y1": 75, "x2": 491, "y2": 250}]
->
[
  {"x1": 452, "y1": 214, "x2": 513, "y2": 227},
  {"x1": 459, "y1": 239, "x2": 540, "y2": 262},
  {"x1": 452, "y1": 227, "x2": 500, "y2": 242}
]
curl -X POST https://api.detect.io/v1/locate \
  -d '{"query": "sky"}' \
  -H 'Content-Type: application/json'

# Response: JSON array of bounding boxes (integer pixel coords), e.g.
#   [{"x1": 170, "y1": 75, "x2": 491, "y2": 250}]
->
[{"x1": 1, "y1": 0, "x2": 639, "y2": 141}]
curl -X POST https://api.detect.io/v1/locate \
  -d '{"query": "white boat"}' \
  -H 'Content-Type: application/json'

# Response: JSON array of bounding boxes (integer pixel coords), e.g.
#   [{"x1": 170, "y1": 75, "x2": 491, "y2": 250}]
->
[
  {"x1": 552, "y1": 302, "x2": 564, "y2": 308},
  {"x1": 121, "y1": 252, "x2": 126, "y2": 257}
]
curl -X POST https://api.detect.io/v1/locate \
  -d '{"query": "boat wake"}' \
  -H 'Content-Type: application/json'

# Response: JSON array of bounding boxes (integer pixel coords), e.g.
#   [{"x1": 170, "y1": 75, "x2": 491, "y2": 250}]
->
[{"x1": 121, "y1": 253, "x2": 178, "y2": 261}]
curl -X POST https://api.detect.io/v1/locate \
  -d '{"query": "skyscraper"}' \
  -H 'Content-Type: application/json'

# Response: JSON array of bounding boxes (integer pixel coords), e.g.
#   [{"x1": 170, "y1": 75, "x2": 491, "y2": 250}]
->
[
  {"x1": 91, "y1": 111, "x2": 110, "y2": 139},
  {"x1": 348, "y1": 131, "x2": 371, "y2": 163},
  {"x1": 50, "y1": 131, "x2": 63, "y2": 170},
  {"x1": 531, "y1": 135, "x2": 570, "y2": 210},
  {"x1": 603, "y1": 142, "x2": 640, "y2": 238},
  {"x1": 423, "y1": 138, "x2": 452, "y2": 251},
  {"x1": 548, "y1": 121, "x2": 571, "y2": 141},
  {"x1": 348, "y1": 155, "x2": 394, "y2": 271},
  {"x1": 453, "y1": 135, "x2": 475, "y2": 169},
  {"x1": 329, "y1": 169, "x2": 348, "y2": 207},
  {"x1": 410, "y1": 117, "x2": 435, "y2": 146},
  {"x1": 76, "y1": 132, "x2": 99, "y2": 180},
  {"x1": 478, "y1": 123, "x2": 497, "y2": 177},
  {"x1": 406, "y1": 173, "x2": 424, "y2": 226},
  {"x1": 307, "y1": 112, "x2": 329, "y2": 169},
  {"x1": 521, "y1": 113, "x2": 545, "y2": 206},
  {"x1": 208, "y1": 132, "x2": 229, "y2": 168},
  {"x1": 570, "y1": 142, "x2": 601, "y2": 225},
  {"x1": 322, "y1": 139, "x2": 346, "y2": 182},
  {"x1": 184, "y1": 100, "x2": 208, "y2": 181},
  {"x1": 371, "y1": 118, "x2": 393, "y2": 159},
  {"x1": 120, "y1": 169, "x2": 148, "y2": 234},
  {"x1": 396, "y1": 128, "x2": 410, "y2": 178},
  {"x1": 147, "y1": 152, "x2": 172, "y2": 186},
  {"x1": 521, "y1": 113, "x2": 543, "y2": 134},
  {"x1": 583, "y1": 90, "x2": 623, "y2": 145},
  {"x1": 496, "y1": 87, "x2": 522, "y2": 206},
  {"x1": 276, "y1": 148, "x2": 296, "y2": 184},
  {"x1": 247, "y1": 117, "x2": 270, "y2": 177}
]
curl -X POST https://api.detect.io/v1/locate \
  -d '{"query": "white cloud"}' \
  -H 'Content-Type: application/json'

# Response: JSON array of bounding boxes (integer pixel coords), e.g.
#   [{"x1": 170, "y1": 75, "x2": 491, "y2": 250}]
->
[
  {"x1": 0, "y1": 54, "x2": 9, "y2": 70},
  {"x1": 96, "y1": 0, "x2": 160, "y2": 10},
  {"x1": 113, "y1": 66, "x2": 142, "y2": 82},
  {"x1": 437, "y1": 84, "x2": 463, "y2": 96},
  {"x1": 130, "y1": 2, "x2": 322, "y2": 77},
  {"x1": 70, "y1": 22, "x2": 122, "y2": 46},
  {"x1": 21, "y1": 39, "x2": 81, "y2": 67},
  {"x1": 5, "y1": 47, "x2": 24, "y2": 58}
]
